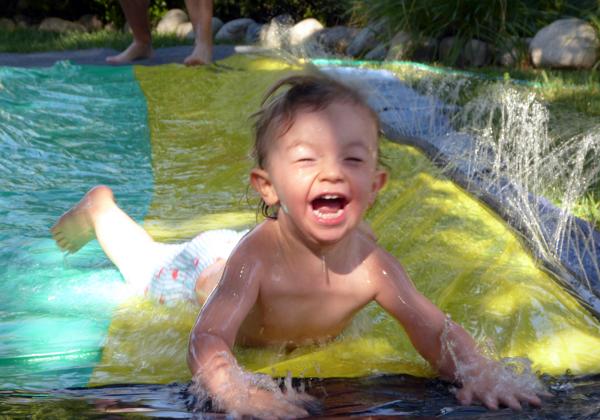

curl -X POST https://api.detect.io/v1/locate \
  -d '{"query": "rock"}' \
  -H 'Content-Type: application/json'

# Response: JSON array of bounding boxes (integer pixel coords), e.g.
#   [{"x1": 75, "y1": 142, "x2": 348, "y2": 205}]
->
[
  {"x1": 439, "y1": 36, "x2": 458, "y2": 62},
  {"x1": 260, "y1": 15, "x2": 294, "y2": 49},
  {"x1": 385, "y1": 31, "x2": 414, "y2": 60},
  {"x1": 156, "y1": 9, "x2": 188, "y2": 34},
  {"x1": 104, "y1": 22, "x2": 117, "y2": 32},
  {"x1": 78, "y1": 14, "x2": 103, "y2": 32},
  {"x1": 14, "y1": 15, "x2": 32, "y2": 29},
  {"x1": 364, "y1": 44, "x2": 388, "y2": 61},
  {"x1": 347, "y1": 20, "x2": 388, "y2": 57},
  {"x1": 530, "y1": 18, "x2": 599, "y2": 69},
  {"x1": 347, "y1": 27, "x2": 379, "y2": 57},
  {"x1": 440, "y1": 36, "x2": 490, "y2": 66},
  {"x1": 39, "y1": 17, "x2": 86, "y2": 33},
  {"x1": 289, "y1": 18, "x2": 324, "y2": 47},
  {"x1": 245, "y1": 22, "x2": 264, "y2": 44},
  {"x1": 0, "y1": 18, "x2": 16, "y2": 31},
  {"x1": 211, "y1": 17, "x2": 224, "y2": 36},
  {"x1": 495, "y1": 38, "x2": 526, "y2": 67},
  {"x1": 497, "y1": 47, "x2": 519, "y2": 67},
  {"x1": 176, "y1": 21, "x2": 193, "y2": 38},
  {"x1": 316, "y1": 26, "x2": 359, "y2": 54},
  {"x1": 412, "y1": 37, "x2": 437, "y2": 62},
  {"x1": 215, "y1": 18, "x2": 255, "y2": 43},
  {"x1": 180, "y1": 17, "x2": 224, "y2": 39},
  {"x1": 272, "y1": 14, "x2": 294, "y2": 26},
  {"x1": 463, "y1": 39, "x2": 490, "y2": 67}
]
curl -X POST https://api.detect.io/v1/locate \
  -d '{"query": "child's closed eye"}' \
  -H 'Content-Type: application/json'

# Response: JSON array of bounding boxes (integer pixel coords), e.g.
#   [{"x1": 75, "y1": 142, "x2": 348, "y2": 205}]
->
[{"x1": 295, "y1": 157, "x2": 316, "y2": 163}]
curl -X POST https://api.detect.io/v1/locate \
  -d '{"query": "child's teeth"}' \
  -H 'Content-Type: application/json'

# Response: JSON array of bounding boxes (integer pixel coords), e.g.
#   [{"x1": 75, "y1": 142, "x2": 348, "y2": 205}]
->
[{"x1": 313, "y1": 209, "x2": 343, "y2": 219}]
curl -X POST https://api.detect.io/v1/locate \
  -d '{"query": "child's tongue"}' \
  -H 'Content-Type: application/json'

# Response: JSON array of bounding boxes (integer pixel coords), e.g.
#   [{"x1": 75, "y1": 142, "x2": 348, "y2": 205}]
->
[{"x1": 312, "y1": 197, "x2": 343, "y2": 213}]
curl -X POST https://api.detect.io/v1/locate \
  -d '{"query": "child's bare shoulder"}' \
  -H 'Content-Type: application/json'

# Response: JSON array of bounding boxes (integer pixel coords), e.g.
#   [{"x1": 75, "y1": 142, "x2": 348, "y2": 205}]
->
[
  {"x1": 225, "y1": 220, "x2": 277, "y2": 267},
  {"x1": 365, "y1": 243, "x2": 413, "y2": 287}
]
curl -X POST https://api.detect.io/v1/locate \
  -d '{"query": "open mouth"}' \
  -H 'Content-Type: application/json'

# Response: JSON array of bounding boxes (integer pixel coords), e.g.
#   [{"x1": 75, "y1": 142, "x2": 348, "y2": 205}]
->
[{"x1": 311, "y1": 194, "x2": 348, "y2": 222}]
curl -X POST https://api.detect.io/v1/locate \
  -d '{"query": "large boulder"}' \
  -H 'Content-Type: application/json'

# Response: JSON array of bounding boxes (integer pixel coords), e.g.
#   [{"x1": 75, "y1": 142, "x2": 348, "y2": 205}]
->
[
  {"x1": 495, "y1": 38, "x2": 527, "y2": 67},
  {"x1": 347, "y1": 21, "x2": 386, "y2": 57},
  {"x1": 156, "y1": 9, "x2": 188, "y2": 35},
  {"x1": 463, "y1": 39, "x2": 490, "y2": 67},
  {"x1": 215, "y1": 18, "x2": 255, "y2": 43},
  {"x1": 260, "y1": 14, "x2": 294, "y2": 49},
  {"x1": 289, "y1": 18, "x2": 324, "y2": 47},
  {"x1": 440, "y1": 36, "x2": 490, "y2": 66},
  {"x1": 364, "y1": 44, "x2": 388, "y2": 61},
  {"x1": 412, "y1": 37, "x2": 437, "y2": 62},
  {"x1": 39, "y1": 17, "x2": 86, "y2": 33},
  {"x1": 316, "y1": 26, "x2": 359, "y2": 54},
  {"x1": 530, "y1": 18, "x2": 599, "y2": 69},
  {"x1": 211, "y1": 17, "x2": 224, "y2": 36},
  {"x1": 385, "y1": 31, "x2": 414, "y2": 60},
  {"x1": 0, "y1": 18, "x2": 16, "y2": 31},
  {"x1": 78, "y1": 14, "x2": 103, "y2": 32},
  {"x1": 178, "y1": 17, "x2": 224, "y2": 39},
  {"x1": 245, "y1": 21, "x2": 264, "y2": 44}
]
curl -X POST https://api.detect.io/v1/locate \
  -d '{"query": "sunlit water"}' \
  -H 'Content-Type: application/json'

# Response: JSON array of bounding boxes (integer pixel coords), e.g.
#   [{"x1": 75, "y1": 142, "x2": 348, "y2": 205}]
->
[
  {"x1": 1, "y1": 56, "x2": 600, "y2": 418},
  {"x1": 0, "y1": 63, "x2": 153, "y2": 390}
]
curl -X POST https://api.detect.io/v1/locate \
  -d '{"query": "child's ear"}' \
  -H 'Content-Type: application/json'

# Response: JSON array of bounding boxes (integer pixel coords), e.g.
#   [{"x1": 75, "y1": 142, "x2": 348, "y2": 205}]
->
[
  {"x1": 369, "y1": 170, "x2": 388, "y2": 205},
  {"x1": 250, "y1": 168, "x2": 279, "y2": 206}
]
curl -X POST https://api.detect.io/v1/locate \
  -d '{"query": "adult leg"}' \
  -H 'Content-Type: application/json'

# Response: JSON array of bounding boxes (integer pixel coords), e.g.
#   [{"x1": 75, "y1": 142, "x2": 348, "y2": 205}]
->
[
  {"x1": 183, "y1": 0, "x2": 213, "y2": 66},
  {"x1": 51, "y1": 185, "x2": 159, "y2": 287},
  {"x1": 106, "y1": 0, "x2": 154, "y2": 64}
]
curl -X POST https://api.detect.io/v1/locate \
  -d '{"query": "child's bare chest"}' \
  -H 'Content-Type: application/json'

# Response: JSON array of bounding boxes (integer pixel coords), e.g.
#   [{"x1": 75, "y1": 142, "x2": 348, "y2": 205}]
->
[{"x1": 238, "y1": 263, "x2": 377, "y2": 345}]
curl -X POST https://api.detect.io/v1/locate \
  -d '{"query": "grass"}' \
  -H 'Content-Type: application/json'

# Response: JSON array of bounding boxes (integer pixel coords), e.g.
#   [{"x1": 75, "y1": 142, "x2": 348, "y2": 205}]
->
[
  {"x1": 1, "y1": 27, "x2": 598, "y2": 228},
  {"x1": 0, "y1": 28, "x2": 193, "y2": 53}
]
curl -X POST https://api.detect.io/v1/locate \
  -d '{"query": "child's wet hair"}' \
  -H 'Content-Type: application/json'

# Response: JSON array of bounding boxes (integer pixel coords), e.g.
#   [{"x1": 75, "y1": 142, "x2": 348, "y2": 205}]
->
[{"x1": 251, "y1": 73, "x2": 381, "y2": 219}]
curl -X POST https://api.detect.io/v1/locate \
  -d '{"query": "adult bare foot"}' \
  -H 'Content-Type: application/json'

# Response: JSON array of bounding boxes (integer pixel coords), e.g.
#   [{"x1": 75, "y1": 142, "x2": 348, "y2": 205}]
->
[
  {"x1": 183, "y1": 43, "x2": 212, "y2": 66},
  {"x1": 106, "y1": 41, "x2": 153, "y2": 64},
  {"x1": 51, "y1": 186, "x2": 115, "y2": 253}
]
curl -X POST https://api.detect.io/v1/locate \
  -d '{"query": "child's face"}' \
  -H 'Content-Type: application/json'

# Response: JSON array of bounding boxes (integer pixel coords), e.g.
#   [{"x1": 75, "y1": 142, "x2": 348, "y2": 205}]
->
[{"x1": 251, "y1": 101, "x2": 387, "y2": 246}]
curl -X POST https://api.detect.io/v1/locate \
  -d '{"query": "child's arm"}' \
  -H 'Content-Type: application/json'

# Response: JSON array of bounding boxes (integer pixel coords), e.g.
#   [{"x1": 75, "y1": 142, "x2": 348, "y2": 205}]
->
[
  {"x1": 372, "y1": 250, "x2": 548, "y2": 410},
  {"x1": 187, "y1": 252, "x2": 310, "y2": 418}
]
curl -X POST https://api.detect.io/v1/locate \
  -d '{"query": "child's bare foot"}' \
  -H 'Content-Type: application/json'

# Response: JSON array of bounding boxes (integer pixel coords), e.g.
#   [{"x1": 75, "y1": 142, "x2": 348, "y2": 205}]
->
[
  {"x1": 106, "y1": 41, "x2": 153, "y2": 64},
  {"x1": 183, "y1": 43, "x2": 211, "y2": 66},
  {"x1": 51, "y1": 185, "x2": 115, "y2": 253}
]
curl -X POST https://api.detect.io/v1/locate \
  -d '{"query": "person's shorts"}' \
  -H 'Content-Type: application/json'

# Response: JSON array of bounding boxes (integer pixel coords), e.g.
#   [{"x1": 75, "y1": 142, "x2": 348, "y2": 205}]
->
[{"x1": 145, "y1": 229, "x2": 247, "y2": 304}]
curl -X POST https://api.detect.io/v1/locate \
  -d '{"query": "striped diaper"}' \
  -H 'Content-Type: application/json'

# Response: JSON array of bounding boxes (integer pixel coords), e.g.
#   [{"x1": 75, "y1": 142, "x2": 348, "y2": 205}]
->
[{"x1": 146, "y1": 229, "x2": 248, "y2": 304}]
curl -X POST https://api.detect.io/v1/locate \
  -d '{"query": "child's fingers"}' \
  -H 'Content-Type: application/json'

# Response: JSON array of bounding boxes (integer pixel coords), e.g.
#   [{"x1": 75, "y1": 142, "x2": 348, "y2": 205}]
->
[
  {"x1": 517, "y1": 392, "x2": 543, "y2": 407},
  {"x1": 481, "y1": 394, "x2": 499, "y2": 410},
  {"x1": 499, "y1": 394, "x2": 522, "y2": 411},
  {"x1": 455, "y1": 386, "x2": 473, "y2": 406}
]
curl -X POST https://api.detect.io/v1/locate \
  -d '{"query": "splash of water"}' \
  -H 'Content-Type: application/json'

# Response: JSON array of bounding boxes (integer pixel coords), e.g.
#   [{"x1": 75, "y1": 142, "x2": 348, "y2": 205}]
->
[
  {"x1": 439, "y1": 316, "x2": 548, "y2": 402},
  {"x1": 315, "y1": 59, "x2": 600, "y2": 314},
  {"x1": 189, "y1": 351, "x2": 316, "y2": 417}
]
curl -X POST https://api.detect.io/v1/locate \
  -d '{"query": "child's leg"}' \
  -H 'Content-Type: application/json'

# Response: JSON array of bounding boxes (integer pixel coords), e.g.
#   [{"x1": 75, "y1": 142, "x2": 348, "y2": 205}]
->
[
  {"x1": 194, "y1": 257, "x2": 226, "y2": 304},
  {"x1": 51, "y1": 185, "x2": 159, "y2": 287}
]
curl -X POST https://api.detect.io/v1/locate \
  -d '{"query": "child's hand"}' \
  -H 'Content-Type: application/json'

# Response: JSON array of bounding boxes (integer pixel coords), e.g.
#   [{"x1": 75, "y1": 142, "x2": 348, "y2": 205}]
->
[
  {"x1": 219, "y1": 385, "x2": 314, "y2": 418},
  {"x1": 455, "y1": 358, "x2": 551, "y2": 410}
]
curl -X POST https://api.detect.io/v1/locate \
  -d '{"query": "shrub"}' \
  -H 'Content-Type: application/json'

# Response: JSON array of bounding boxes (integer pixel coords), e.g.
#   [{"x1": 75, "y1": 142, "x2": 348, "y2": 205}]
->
[
  {"x1": 213, "y1": 0, "x2": 352, "y2": 26},
  {"x1": 351, "y1": 0, "x2": 600, "y2": 65}
]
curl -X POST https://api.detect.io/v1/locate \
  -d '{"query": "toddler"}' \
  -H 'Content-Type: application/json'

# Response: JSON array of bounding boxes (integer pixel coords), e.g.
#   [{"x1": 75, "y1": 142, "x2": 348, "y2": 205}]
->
[{"x1": 52, "y1": 74, "x2": 549, "y2": 418}]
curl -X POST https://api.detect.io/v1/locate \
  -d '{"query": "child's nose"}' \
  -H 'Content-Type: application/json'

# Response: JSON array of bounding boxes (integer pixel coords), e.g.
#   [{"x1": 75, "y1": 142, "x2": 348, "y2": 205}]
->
[{"x1": 318, "y1": 160, "x2": 344, "y2": 183}]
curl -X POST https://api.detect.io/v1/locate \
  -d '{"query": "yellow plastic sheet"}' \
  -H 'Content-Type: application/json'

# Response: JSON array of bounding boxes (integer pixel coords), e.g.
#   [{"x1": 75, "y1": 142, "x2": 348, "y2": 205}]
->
[{"x1": 88, "y1": 55, "x2": 600, "y2": 386}]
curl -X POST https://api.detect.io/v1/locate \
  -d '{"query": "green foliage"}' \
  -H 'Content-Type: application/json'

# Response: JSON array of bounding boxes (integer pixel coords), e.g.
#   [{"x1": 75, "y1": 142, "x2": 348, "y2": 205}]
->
[
  {"x1": 351, "y1": 0, "x2": 600, "y2": 66},
  {"x1": 91, "y1": 0, "x2": 125, "y2": 27},
  {"x1": 213, "y1": 0, "x2": 352, "y2": 26},
  {"x1": 1, "y1": 0, "x2": 352, "y2": 27},
  {"x1": 2, "y1": 0, "x2": 99, "y2": 21},
  {"x1": 91, "y1": 0, "x2": 169, "y2": 28}
]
